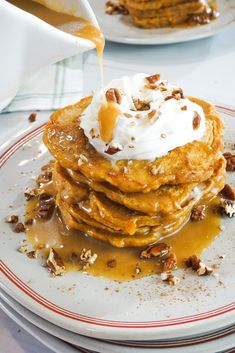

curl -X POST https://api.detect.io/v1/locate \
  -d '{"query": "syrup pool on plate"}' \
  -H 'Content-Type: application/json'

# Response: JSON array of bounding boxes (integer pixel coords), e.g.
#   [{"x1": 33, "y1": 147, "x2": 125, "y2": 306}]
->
[{"x1": 25, "y1": 186, "x2": 221, "y2": 282}]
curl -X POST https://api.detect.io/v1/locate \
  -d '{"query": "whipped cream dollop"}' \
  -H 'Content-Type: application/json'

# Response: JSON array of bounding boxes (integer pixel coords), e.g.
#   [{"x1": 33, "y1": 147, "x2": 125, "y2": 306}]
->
[{"x1": 80, "y1": 73, "x2": 206, "y2": 161}]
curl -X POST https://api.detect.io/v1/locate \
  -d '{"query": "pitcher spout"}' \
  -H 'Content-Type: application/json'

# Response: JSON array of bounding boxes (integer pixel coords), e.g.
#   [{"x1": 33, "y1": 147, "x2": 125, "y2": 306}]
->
[{"x1": 0, "y1": 0, "x2": 97, "y2": 111}]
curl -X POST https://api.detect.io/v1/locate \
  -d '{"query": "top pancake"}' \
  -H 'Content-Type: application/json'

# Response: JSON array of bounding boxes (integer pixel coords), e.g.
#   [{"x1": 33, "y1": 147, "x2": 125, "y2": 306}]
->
[{"x1": 43, "y1": 96, "x2": 224, "y2": 193}]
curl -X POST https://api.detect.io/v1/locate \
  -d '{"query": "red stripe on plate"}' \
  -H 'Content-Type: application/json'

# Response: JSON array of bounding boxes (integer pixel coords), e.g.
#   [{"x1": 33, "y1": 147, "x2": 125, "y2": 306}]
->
[{"x1": 1, "y1": 261, "x2": 235, "y2": 328}]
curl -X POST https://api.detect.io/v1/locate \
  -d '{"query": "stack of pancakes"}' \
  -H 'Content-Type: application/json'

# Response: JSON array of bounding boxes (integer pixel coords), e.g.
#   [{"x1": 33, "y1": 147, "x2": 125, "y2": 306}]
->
[
  {"x1": 120, "y1": 0, "x2": 210, "y2": 28},
  {"x1": 43, "y1": 96, "x2": 225, "y2": 248}
]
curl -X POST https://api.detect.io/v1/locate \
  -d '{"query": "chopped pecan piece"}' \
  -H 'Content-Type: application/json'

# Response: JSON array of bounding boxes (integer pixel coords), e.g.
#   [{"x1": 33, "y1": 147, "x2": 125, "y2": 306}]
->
[
  {"x1": 105, "y1": 146, "x2": 121, "y2": 155},
  {"x1": 163, "y1": 253, "x2": 177, "y2": 272},
  {"x1": 37, "y1": 203, "x2": 54, "y2": 219},
  {"x1": 188, "y1": 8, "x2": 218, "y2": 25},
  {"x1": 24, "y1": 218, "x2": 34, "y2": 226},
  {"x1": 146, "y1": 74, "x2": 161, "y2": 84},
  {"x1": 105, "y1": 1, "x2": 128, "y2": 15},
  {"x1": 150, "y1": 165, "x2": 164, "y2": 175},
  {"x1": 220, "y1": 199, "x2": 235, "y2": 218},
  {"x1": 26, "y1": 250, "x2": 37, "y2": 259},
  {"x1": 107, "y1": 259, "x2": 117, "y2": 268},
  {"x1": 28, "y1": 112, "x2": 37, "y2": 123},
  {"x1": 165, "y1": 96, "x2": 173, "y2": 101},
  {"x1": 80, "y1": 248, "x2": 97, "y2": 269},
  {"x1": 18, "y1": 245, "x2": 28, "y2": 253},
  {"x1": 220, "y1": 184, "x2": 235, "y2": 201},
  {"x1": 46, "y1": 248, "x2": 65, "y2": 276},
  {"x1": 191, "y1": 204, "x2": 206, "y2": 221},
  {"x1": 89, "y1": 128, "x2": 99, "y2": 139},
  {"x1": 37, "y1": 170, "x2": 52, "y2": 184},
  {"x1": 78, "y1": 154, "x2": 88, "y2": 166},
  {"x1": 186, "y1": 254, "x2": 213, "y2": 276},
  {"x1": 105, "y1": 88, "x2": 122, "y2": 104},
  {"x1": 181, "y1": 105, "x2": 187, "y2": 111},
  {"x1": 172, "y1": 89, "x2": 184, "y2": 100},
  {"x1": 135, "y1": 264, "x2": 142, "y2": 275},
  {"x1": 14, "y1": 223, "x2": 25, "y2": 233},
  {"x1": 140, "y1": 243, "x2": 170, "y2": 259},
  {"x1": 6, "y1": 215, "x2": 19, "y2": 223},
  {"x1": 185, "y1": 254, "x2": 201, "y2": 270},
  {"x1": 223, "y1": 152, "x2": 235, "y2": 172},
  {"x1": 197, "y1": 263, "x2": 213, "y2": 276},
  {"x1": 148, "y1": 110, "x2": 159, "y2": 122},
  {"x1": 37, "y1": 194, "x2": 54, "y2": 219},
  {"x1": 193, "y1": 112, "x2": 201, "y2": 130},
  {"x1": 24, "y1": 188, "x2": 36, "y2": 201},
  {"x1": 161, "y1": 272, "x2": 180, "y2": 285},
  {"x1": 133, "y1": 98, "x2": 150, "y2": 111}
]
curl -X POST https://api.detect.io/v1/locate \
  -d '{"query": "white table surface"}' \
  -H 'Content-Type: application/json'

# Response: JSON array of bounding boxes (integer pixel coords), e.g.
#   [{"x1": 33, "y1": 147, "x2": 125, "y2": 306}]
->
[{"x1": 1, "y1": 23, "x2": 235, "y2": 353}]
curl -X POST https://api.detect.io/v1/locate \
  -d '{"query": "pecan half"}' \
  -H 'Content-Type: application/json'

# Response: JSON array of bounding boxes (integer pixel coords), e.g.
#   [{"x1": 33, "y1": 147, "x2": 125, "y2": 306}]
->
[
  {"x1": 223, "y1": 152, "x2": 235, "y2": 172},
  {"x1": 193, "y1": 112, "x2": 201, "y2": 130},
  {"x1": 105, "y1": 88, "x2": 122, "y2": 104},
  {"x1": 146, "y1": 74, "x2": 161, "y2": 84},
  {"x1": 220, "y1": 184, "x2": 235, "y2": 201},
  {"x1": 191, "y1": 205, "x2": 206, "y2": 221},
  {"x1": 140, "y1": 243, "x2": 170, "y2": 259}
]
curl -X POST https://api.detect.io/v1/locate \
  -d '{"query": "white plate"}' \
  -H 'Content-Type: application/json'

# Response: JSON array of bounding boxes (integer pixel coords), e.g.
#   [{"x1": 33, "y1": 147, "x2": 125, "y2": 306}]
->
[
  {"x1": 90, "y1": 0, "x2": 235, "y2": 45},
  {"x1": 1, "y1": 287, "x2": 235, "y2": 353},
  {"x1": 0, "y1": 105, "x2": 234, "y2": 341},
  {"x1": 0, "y1": 298, "x2": 87, "y2": 353}
]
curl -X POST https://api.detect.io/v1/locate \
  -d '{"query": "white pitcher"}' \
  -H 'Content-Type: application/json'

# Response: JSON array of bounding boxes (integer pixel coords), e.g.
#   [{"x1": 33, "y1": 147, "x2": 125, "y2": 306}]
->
[{"x1": 0, "y1": 0, "x2": 98, "y2": 111}]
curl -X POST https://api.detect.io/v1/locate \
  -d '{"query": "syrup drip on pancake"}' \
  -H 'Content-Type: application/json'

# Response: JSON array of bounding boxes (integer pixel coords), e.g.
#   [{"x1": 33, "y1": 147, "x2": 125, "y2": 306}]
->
[{"x1": 98, "y1": 100, "x2": 121, "y2": 143}]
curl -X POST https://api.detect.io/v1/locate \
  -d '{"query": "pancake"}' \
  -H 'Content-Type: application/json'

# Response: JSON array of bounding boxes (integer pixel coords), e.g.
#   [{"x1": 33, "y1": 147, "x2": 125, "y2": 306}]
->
[
  {"x1": 44, "y1": 96, "x2": 224, "y2": 193},
  {"x1": 42, "y1": 85, "x2": 225, "y2": 248},
  {"x1": 50, "y1": 156, "x2": 225, "y2": 246},
  {"x1": 119, "y1": 0, "x2": 216, "y2": 28}
]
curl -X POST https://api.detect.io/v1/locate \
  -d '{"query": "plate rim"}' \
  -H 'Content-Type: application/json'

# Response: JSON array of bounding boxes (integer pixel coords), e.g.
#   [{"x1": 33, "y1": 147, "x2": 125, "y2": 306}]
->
[
  {"x1": 0, "y1": 104, "x2": 234, "y2": 340},
  {"x1": 1, "y1": 287, "x2": 235, "y2": 351}
]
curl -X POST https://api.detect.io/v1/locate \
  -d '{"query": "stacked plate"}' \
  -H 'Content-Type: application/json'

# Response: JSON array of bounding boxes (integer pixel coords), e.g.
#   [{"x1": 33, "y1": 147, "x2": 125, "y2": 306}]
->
[
  {"x1": 89, "y1": 0, "x2": 235, "y2": 45},
  {"x1": 0, "y1": 105, "x2": 235, "y2": 353}
]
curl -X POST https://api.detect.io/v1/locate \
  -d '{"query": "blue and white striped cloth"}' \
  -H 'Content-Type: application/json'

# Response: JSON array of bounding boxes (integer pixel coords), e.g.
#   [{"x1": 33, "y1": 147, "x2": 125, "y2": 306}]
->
[{"x1": 3, "y1": 55, "x2": 83, "y2": 113}]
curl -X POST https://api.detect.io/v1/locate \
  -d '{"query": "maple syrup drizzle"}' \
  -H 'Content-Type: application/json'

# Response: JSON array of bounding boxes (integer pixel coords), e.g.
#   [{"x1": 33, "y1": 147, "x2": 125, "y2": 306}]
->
[{"x1": 98, "y1": 100, "x2": 121, "y2": 143}]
